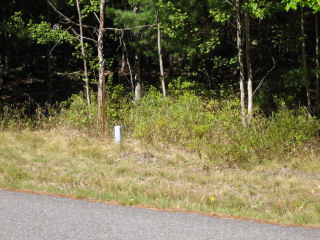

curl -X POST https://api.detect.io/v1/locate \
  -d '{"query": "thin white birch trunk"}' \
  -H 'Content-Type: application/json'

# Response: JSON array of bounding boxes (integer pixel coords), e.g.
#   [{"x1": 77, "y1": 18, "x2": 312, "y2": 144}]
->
[
  {"x1": 46, "y1": 1, "x2": 53, "y2": 105},
  {"x1": 236, "y1": 0, "x2": 247, "y2": 126},
  {"x1": 245, "y1": 10, "x2": 253, "y2": 124},
  {"x1": 134, "y1": 48, "x2": 142, "y2": 102},
  {"x1": 97, "y1": 0, "x2": 106, "y2": 133},
  {"x1": 133, "y1": 4, "x2": 141, "y2": 102},
  {"x1": 157, "y1": 20, "x2": 166, "y2": 98},
  {"x1": 315, "y1": 14, "x2": 320, "y2": 113},
  {"x1": 76, "y1": 0, "x2": 90, "y2": 107},
  {"x1": 301, "y1": 7, "x2": 311, "y2": 110}
]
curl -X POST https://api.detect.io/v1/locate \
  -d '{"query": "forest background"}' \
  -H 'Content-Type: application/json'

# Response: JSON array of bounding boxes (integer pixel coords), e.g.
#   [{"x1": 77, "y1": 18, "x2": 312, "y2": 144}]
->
[{"x1": 1, "y1": 0, "x2": 320, "y2": 227}]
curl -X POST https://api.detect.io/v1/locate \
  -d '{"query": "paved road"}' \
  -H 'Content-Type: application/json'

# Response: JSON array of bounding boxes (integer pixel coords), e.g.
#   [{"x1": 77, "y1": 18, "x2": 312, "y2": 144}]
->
[{"x1": 0, "y1": 190, "x2": 319, "y2": 240}]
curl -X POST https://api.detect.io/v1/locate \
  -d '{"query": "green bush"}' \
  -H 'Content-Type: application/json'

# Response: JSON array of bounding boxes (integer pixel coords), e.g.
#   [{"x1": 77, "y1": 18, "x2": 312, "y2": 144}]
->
[
  {"x1": 60, "y1": 89, "x2": 130, "y2": 132},
  {"x1": 127, "y1": 91, "x2": 214, "y2": 145},
  {"x1": 59, "y1": 94, "x2": 99, "y2": 129},
  {"x1": 127, "y1": 91, "x2": 320, "y2": 165}
]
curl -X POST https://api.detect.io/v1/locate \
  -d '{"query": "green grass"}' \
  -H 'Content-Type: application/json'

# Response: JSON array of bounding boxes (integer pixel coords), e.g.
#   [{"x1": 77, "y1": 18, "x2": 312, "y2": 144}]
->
[{"x1": 1, "y1": 129, "x2": 319, "y2": 227}]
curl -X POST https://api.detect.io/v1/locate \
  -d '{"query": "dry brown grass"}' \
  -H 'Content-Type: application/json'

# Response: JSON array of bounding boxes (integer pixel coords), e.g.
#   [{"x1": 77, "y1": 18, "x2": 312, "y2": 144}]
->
[{"x1": 0, "y1": 129, "x2": 319, "y2": 227}]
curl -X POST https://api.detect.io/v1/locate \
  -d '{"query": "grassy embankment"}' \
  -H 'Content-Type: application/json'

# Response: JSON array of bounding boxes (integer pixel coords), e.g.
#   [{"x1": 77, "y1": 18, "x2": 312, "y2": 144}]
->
[{"x1": 0, "y1": 92, "x2": 320, "y2": 227}]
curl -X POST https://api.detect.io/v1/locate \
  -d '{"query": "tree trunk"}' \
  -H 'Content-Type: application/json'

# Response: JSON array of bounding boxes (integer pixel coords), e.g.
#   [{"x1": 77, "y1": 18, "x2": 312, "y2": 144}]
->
[
  {"x1": 134, "y1": 50, "x2": 142, "y2": 102},
  {"x1": 301, "y1": 7, "x2": 311, "y2": 110},
  {"x1": 236, "y1": 0, "x2": 247, "y2": 127},
  {"x1": 76, "y1": 0, "x2": 90, "y2": 107},
  {"x1": 315, "y1": 13, "x2": 320, "y2": 114},
  {"x1": 0, "y1": 53, "x2": 9, "y2": 81},
  {"x1": 157, "y1": 10, "x2": 166, "y2": 98},
  {"x1": 121, "y1": 46, "x2": 126, "y2": 73},
  {"x1": 97, "y1": 0, "x2": 106, "y2": 134},
  {"x1": 0, "y1": 54, "x2": 3, "y2": 88},
  {"x1": 125, "y1": 49, "x2": 134, "y2": 94},
  {"x1": 133, "y1": 4, "x2": 141, "y2": 102},
  {"x1": 169, "y1": 54, "x2": 174, "y2": 77},
  {"x1": 46, "y1": 1, "x2": 53, "y2": 105},
  {"x1": 245, "y1": 9, "x2": 253, "y2": 124}
]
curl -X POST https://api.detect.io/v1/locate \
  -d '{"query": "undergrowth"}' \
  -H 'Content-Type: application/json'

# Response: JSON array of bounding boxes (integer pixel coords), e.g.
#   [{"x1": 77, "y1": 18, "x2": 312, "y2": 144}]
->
[
  {"x1": 1, "y1": 90, "x2": 319, "y2": 166},
  {"x1": 127, "y1": 91, "x2": 320, "y2": 165}
]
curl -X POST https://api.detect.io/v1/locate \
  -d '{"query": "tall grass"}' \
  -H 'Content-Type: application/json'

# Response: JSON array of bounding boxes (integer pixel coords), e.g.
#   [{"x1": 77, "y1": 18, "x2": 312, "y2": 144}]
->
[
  {"x1": 1, "y1": 90, "x2": 319, "y2": 165},
  {"x1": 0, "y1": 102, "x2": 59, "y2": 130}
]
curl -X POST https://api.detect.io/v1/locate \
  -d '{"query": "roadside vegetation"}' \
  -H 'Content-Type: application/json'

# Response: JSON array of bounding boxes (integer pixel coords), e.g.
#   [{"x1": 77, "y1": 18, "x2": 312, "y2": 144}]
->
[
  {"x1": 2, "y1": 0, "x2": 320, "y2": 229},
  {"x1": 1, "y1": 91, "x2": 320, "y2": 227}
]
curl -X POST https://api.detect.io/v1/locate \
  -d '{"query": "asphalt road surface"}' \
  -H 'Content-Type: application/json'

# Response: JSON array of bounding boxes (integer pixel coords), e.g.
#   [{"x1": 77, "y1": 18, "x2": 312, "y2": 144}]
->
[{"x1": 0, "y1": 190, "x2": 319, "y2": 240}]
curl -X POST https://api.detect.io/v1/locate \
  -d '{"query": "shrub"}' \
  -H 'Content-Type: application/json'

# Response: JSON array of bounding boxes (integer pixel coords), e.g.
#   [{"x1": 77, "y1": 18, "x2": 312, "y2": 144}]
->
[
  {"x1": 59, "y1": 94, "x2": 99, "y2": 130},
  {"x1": 127, "y1": 91, "x2": 320, "y2": 165},
  {"x1": 59, "y1": 89, "x2": 130, "y2": 133}
]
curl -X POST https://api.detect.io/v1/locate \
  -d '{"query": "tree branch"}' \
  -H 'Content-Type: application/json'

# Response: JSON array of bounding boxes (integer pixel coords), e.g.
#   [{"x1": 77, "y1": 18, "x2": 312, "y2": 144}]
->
[
  {"x1": 253, "y1": 58, "x2": 278, "y2": 97},
  {"x1": 49, "y1": 26, "x2": 73, "y2": 55},
  {"x1": 48, "y1": 0, "x2": 156, "y2": 33},
  {"x1": 47, "y1": 0, "x2": 95, "y2": 29},
  {"x1": 103, "y1": 24, "x2": 156, "y2": 32},
  {"x1": 94, "y1": 12, "x2": 100, "y2": 24},
  {"x1": 70, "y1": 28, "x2": 97, "y2": 43},
  {"x1": 224, "y1": 0, "x2": 233, "y2": 7}
]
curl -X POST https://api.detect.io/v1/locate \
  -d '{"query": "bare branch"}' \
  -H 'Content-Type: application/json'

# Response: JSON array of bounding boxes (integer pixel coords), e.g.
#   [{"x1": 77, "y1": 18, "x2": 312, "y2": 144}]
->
[
  {"x1": 49, "y1": 26, "x2": 72, "y2": 55},
  {"x1": 70, "y1": 28, "x2": 97, "y2": 43},
  {"x1": 47, "y1": 0, "x2": 95, "y2": 29},
  {"x1": 224, "y1": 0, "x2": 233, "y2": 6},
  {"x1": 253, "y1": 59, "x2": 278, "y2": 97},
  {"x1": 94, "y1": 12, "x2": 100, "y2": 23},
  {"x1": 104, "y1": 24, "x2": 156, "y2": 32},
  {"x1": 48, "y1": 0, "x2": 155, "y2": 33},
  {"x1": 119, "y1": 30, "x2": 134, "y2": 90}
]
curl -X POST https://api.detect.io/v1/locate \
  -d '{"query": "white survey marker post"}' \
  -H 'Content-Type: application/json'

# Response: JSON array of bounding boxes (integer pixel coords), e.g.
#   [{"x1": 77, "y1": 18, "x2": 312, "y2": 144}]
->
[{"x1": 114, "y1": 126, "x2": 123, "y2": 144}]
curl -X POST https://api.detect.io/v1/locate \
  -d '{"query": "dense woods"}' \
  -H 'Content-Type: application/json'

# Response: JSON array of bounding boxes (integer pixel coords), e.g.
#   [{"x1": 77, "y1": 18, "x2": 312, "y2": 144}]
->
[{"x1": 1, "y1": 0, "x2": 320, "y2": 125}]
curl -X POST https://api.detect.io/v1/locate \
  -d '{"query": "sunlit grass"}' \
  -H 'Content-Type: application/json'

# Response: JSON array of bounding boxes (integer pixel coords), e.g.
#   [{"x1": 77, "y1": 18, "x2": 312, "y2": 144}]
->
[{"x1": 0, "y1": 129, "x2": 319, "y2": 227}]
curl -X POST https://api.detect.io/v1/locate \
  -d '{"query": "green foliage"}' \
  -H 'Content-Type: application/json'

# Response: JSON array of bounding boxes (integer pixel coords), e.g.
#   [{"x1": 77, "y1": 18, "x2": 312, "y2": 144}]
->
[
  {"x1": 168, "y1": 77, "x2": 214, "y2": 97},
  {"x1": 244, "y1": 0, "x2": 282, "y2": 19},
  {"x1": 2, "y1": 89, "x2": 320, "y2": 167},
  {"x1": 60, "y1": 89, "x2": 130, "y2": 131},
  {"x1": 107, "y1": 8, "x2": 139, "y2": 28},
  {"x1": 80, "y1": 0, "x2": 101, "y2": 18},
  {"x1": 73, "y1": 42, "x2": 98, "y2": 83},
  {"x1": 127, "y1": 91, "x2": 320, "y2": 165},
  {"x1": 283, "y1": 0, "x2": 302, "y2": 10},
  {"x1": 209, "y1": 8, "x2": 231, "y2": 23},
  {"x1": 282, "y1": 0, "x2": 320, "y2": 11},
  {"x1": 60, "y1": 94, "x2": 98, "y2": 129},
  {"x1": 127, "y1": 91, "x2": 213, "y2": 145},
  {"x1": 161, "y1": 1, "x2": 188, "y2": 40},
  {"x1": 269, "y1": 24, "x2": 300, "y2": 54},
  {"x1": 27, "y1": 21, "x2": 74, "y2": 45},
  {"x1": 0, "y1": 11, "x2": 29, "y2": 39},
  {"x1": 0, "y1": 11, "x2": 73, "y2": 45},
  {"x1": 106, "y1": 80, "x2": 132, "y2": 122}
]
